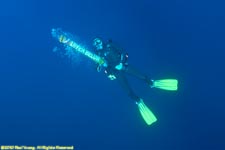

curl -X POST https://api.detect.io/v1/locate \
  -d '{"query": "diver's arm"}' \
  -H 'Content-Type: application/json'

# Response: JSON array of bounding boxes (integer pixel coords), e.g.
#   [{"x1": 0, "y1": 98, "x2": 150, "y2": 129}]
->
[{"x1": 94, "y1": 51, "x2": 104, "y2": 72}]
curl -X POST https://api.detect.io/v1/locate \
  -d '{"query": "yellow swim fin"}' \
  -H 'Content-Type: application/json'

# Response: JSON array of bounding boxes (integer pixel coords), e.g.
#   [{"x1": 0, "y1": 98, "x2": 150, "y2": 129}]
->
[
  {"x1": 151, "y1": 79, "x2": 178, "y2": 91},
  {"x1": 137, "y1": 99, "x2": 157, "y2": 125}
]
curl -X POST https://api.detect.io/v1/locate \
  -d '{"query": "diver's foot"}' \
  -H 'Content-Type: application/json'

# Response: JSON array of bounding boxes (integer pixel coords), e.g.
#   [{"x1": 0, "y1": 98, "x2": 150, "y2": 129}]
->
[{"x1": 145, "y1": 76, "x2": 153, "y2": 87}]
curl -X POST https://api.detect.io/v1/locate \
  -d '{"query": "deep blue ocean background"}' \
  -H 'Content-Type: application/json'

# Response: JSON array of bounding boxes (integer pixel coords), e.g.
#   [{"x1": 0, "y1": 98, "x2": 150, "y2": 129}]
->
[{"x1": 0, "y1": 0, "x2": 225, "y2": 149}]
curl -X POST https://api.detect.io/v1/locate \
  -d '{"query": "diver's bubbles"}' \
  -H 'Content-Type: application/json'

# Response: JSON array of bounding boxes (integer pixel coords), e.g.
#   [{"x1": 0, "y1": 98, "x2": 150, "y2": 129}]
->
[
  {"x1": 52, "y1": 45, "x2": 94, "y2": 71},
  {"x1": 64, "y1": 46, "x2": 82, "y2": 66},
  {"x1": 52, "y1": 46, "x2": 82, "y2": 68},
  {"x1": 52, "y1": 29, "x2": 96, "y2": 71}
]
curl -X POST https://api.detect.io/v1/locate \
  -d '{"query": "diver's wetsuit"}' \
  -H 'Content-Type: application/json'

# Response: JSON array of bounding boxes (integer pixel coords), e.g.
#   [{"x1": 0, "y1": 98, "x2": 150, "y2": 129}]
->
[{"x1": 94, "y1": 40, "x2": 152, "y2": 102}]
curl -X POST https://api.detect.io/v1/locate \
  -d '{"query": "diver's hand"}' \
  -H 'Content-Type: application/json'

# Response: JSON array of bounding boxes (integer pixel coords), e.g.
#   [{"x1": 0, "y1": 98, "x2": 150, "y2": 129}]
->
[
  {"x1": 96, "y1": 62, "x2": 108, "y2": 72},
  {"x1": 96, "y1": 64, "x2": 102, "y2": 72}
]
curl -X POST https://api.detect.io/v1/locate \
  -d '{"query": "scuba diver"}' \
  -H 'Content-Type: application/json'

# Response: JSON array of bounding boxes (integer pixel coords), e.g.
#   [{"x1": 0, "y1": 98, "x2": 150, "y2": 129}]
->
[
  {"x1": 92, "y1": 38, "x2": 178, "y2": 125},
  {"x1": 51, "y1": 28, "x2": 178, "y2": 126}
]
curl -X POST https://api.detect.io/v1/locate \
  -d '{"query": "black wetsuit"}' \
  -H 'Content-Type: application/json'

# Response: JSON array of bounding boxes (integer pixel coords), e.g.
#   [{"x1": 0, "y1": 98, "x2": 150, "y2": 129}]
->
[{"x1": 95, "y1": 40, "x2": 151, "y2": 102}]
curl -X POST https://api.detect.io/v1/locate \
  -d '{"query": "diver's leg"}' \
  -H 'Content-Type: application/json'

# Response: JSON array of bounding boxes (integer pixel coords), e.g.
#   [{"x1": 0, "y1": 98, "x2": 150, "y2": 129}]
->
[
  {"x1": 115, "y1": 71, "x2": 157, "y2": 125},
  {"x1": 123, "y1": 65, "x2": 153, "y2": 86},
  {"x1": 124, "y1": 66, "x2": 178, "y2": 91},
  {"x1": 115, "y1": 72, "x2": 140, "y2": 102}
]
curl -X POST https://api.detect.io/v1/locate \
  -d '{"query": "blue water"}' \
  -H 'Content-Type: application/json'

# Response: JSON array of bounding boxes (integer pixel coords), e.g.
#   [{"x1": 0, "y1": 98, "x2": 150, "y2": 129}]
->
[{"x1": 0, "y1": 0, "x2": 225, "y2": 149}]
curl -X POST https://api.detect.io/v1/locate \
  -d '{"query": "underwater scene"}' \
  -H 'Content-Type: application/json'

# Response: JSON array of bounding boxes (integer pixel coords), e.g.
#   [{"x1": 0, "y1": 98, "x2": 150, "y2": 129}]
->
[{"x1": 0, "y1": 0, "x2": 224, "y2": 150}]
